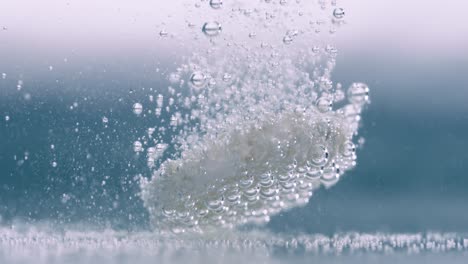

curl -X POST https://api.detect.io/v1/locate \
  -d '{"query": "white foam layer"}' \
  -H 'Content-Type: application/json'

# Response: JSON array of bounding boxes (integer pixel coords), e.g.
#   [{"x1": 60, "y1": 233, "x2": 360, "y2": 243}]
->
[{"x1": 1, "y1": 227, "x2": 467, "y2": 264}]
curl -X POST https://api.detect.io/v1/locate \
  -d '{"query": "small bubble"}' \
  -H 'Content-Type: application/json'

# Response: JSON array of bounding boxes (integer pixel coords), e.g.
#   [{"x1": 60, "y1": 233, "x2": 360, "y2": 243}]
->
[
  {"x1": 333, "y1": 8, "x2": 345, "y2": 19},
  {"x1": 341, "y1": 140, "x2": 356, "y2": 157},
  {"x1": 319, "y1": 77, "x2": 333, "y2": 90},
  {"x1": 190, "y1": 71, "x2": 206, "y2": 87},
  {"x1": 357, "y1": 137, "x2": 366, "y2": 148},
  {"x1": 61, "y1": 193, "x2": 70, "y2": 203},
  {"x1": 49, "y1": 65, "x2": 53, "y2": 71},
  {"x1": 348, "y1": 83, "x2": 370, "y2": 105},
  {"x1": 16, "y1": 80, "x2": 23, "y2": 91},
  {"x1": 209, "y1": 0, "x2": 223, "y2": 9},
  {"x1": 222, "y1": 73, "x2": 232, "y2": 82},
  {"x1": 50, "y1": 144, "x2": 55, "y2": 150},
  {"x1": 283, "y1": 35, "x2": 293, "y2": 45},
  {"x1": 5, "y1": 115, "x2": 9, "y2": 121},
  {"x1": 202, "y1": 21, "x2": 222, "y2": 37},
  {"x1": 325, "y1": 44, "x2": 338, "y2": 55},
  {"x1": 308, "y1": 145, "x2": 329, "y2": 167},
  {"x1": 333, "y1": 89, "x2": 345, "y2": 102},
  {"x1": 321, "y1": 162, "x2": 340, "y2": 182},
  {"x1": 133, "y1": 103, "x2": 143, "y2": 115},
  {"x1": 51, "y1": 161, "x2": 58, "y2": 168},
  {"x1": 157, "y1": 94, "x2": 164, "y2": 108},
  {"x1": 316, "y1": 96, "x2": 333, "y2": 113},
  {"x1": 133, "y1": 141, "x2": 143, "y2": 152},
  {"x1": 147, "y1": 147, "x2": 156, "y2": 156},
  {"x1": 1, "y1": 73, "x2": 6, "y2": 79},
  {"x1": 283, "y1": 30, "x2": 298, "y2": 45},
  {"x1": 169, "y1": 72, "x2": 181, "y2": 83},
  {"x1": 159, "y1": 29, "x2": 168, "y2": 37},
  {"x1": 102, "y1": 116, "x2": 108, "y2": 123}
]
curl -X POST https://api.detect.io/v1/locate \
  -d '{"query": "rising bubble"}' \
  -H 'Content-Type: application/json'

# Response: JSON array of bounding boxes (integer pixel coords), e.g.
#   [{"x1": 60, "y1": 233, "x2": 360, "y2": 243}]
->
[
  {"x1": 133, "y1": 103, "x2": 143, "y2": 115},
  {"x1": 333, "y1": 8, "x2": 345, "y2": 19},
  {"x1": 190, "y1": 71, "x2": 206, "y2": 87},
  {"x1": 348, "y1": 82, "x2": 370, "y2": 105},
  {"x1": 202, "y1": 21, "x2": 222, "y2": 37},
  {"x1": 209, "y1": 0, "x2": 223, "y2": 9}
]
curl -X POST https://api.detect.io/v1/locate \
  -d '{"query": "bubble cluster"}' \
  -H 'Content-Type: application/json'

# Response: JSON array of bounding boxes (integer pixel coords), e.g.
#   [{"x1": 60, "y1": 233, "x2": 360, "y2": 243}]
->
[{"x1": 138, "y1": 0, "x2": 369, "y2": 233}]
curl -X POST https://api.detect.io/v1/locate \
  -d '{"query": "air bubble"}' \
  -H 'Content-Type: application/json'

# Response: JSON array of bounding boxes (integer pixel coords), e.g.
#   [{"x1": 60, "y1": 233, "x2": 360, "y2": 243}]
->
[
  {"x1": 333, "y1": 8, "x2": 345, "y2": 19},
  {"x1": 169, "y1": 73, "x2": 181, "y2": 83},
  {"x1": 308, "y1": 145, "x2": 329, "y2": 167},
  {"x1": 319, "y1": 77, "x2": 333, "y2": 90},
  {"x1": 348, "y1": 83, "x2": 370, "y2": 105},
  {"x1": 190, "y1": 72, "x2": 206, "y2": 88},
  {"x1": 209, "y1": 0, "x2": 223, "y2": 9},
  {"x1": 325, "y1": 45, "x2": 338, "y2": 56},
  {"x1": 341, "y1": 140, "x2": 356, "y2": 157},
  {"x1": 305, "y1": 167, "x2": 322, "y2": 180},
  {"x1": 133, "y1": 103, "x2": 143, "y2": 115},
  {"x1": 133, "y1": 141, "x2": 143, "y2": 153},
  {"x1": 159, "y1": 30, "x2": 169, "y2": 37},
  {"x1": 283, "y1": 30, "x2": 298, "y2": 45},
  {"x1": 202, "y1": 21, "x2": 222, "y2": 37},
  {"x1": 206, "y1": 199, "x2": 224, "y2": 212},
  {"x1": 283, "y1": 35, "x2": 293, "y2": 45},
  {"x1": 316, "y1": 96, "x2": 333, "y2": 113},
  {"x1": 222, "y1": 73, "x2": 232, "y2": 82}
]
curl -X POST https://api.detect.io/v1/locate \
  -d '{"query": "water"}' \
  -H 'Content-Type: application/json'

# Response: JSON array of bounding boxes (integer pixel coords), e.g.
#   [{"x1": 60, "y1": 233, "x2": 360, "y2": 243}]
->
[{"x1": 1, "y1": 0, "x2": 468, "y2": 263}]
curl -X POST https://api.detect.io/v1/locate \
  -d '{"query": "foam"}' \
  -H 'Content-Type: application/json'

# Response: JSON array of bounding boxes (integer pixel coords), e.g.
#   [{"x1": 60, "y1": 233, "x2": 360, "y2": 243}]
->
[
  {"x1": 0, "y1": 226, "x2": 467, "y2": 264},
  {"x1": 141, "y1": 109, "x2": 357, "y2": 232}
]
